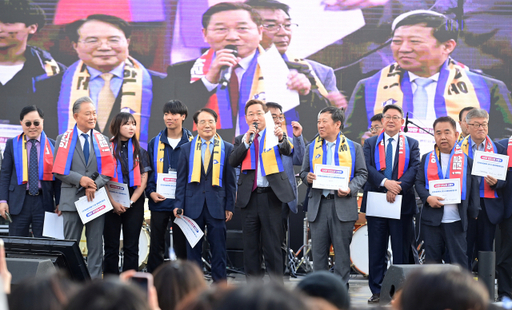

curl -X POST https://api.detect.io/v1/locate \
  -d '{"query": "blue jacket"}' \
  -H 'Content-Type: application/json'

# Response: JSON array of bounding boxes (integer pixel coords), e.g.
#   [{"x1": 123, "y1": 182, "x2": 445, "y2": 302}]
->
[{"x1": 145, "y1": 128, "x2": 193, "y2": 212}]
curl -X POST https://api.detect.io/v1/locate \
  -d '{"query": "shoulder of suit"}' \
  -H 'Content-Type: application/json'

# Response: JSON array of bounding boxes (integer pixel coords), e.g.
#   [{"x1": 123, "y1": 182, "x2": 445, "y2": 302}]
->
[{"x1": 166, "y1": 59, "x2": 197, "y2": 75}]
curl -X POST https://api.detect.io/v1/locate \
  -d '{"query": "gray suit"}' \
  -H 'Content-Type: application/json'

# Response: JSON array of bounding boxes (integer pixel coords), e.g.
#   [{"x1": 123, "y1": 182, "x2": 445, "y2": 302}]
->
[
  {"x1": 300, "y1": 139, "x2": 368, "y2": 284},
  {"x1": 54, "y1": 131, "x2": 111, "y2": 278}
]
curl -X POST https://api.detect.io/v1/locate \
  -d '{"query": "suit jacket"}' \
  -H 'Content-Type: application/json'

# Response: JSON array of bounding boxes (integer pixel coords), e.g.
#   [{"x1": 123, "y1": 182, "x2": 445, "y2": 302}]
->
[
  {"x1": 300, "y1": 139, "x2": 368, "y2": 222},
  {"x1": 415, "y1": 153, "x2": 480, "y2": 231},
  {"x1": 362, "y1": 134, "x2": 421, "y2": 215},
  {"x1": 307, "y1": 59, "x2": 338, "y2": 93},
  {"x1": 174, "y1": 140, "x2": 236, "y2": 220},
  {"x1": 35, "y1": 66, "x2": 166, "y2": 146},
  {"x1": 346, "y1": 69, "x2": 512, "y2": 141},
  {"x1": 53, "y1": 132, "x2": 111, "y2": 212},
  {"x1": 229, "y1": 133, "x2": 295, "y2": 208},
  {"x1": 164, "y1": 59, "x2": 329, "y2": 141},
  {"x1": 0, "y1": 137, "x2": 61, "y2": 215},
  {"x1": 282, "y1": 134, "x2": 305, "y2": 213},
  {"x1": 498, "y1": 138, "x2": 512, "y2": 220}
]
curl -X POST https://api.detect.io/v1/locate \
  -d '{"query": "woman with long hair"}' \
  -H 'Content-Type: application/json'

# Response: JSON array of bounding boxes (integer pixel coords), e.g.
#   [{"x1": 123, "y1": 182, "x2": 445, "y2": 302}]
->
[{"x1": 104, "y1": 112, "x2": 151, "y2": 274}]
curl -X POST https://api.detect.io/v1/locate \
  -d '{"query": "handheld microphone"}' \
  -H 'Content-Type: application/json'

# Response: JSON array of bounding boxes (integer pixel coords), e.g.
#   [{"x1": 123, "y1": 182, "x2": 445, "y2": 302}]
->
[
  {"x1": 249, "y1": 122, "x2": 258, "y2": 144},
  {"x1": 76, "y1": 172, "x2": 100, "y2": 195},
  {"x1": 219, "y1": 45, "x2": 238, "y2": 89},
  {"x1": 404, "y1": 112, "x2": 409, "y2": 133}
]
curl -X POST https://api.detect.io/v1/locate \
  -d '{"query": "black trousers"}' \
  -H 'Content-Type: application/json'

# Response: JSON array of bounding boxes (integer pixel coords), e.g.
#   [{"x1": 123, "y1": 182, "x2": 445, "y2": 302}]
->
[
  {"x1": 422, "y1": 221, "x2": 468, "y2": 268},
  {"x1": 9, "y1": 194, "x2": 45, "y2": 237},
  {"x1": 103, "y1": 188, "x2": 144, "y2": 274},
  {"x1": 241, "y1": 188, "x2": 283, "y2": 283},
  {"x1": 146, "y1": 210, "x2": 187, "y2": 273},
  {"x1": 498, "y1": 215, "x2": 512, "y2": 298}
]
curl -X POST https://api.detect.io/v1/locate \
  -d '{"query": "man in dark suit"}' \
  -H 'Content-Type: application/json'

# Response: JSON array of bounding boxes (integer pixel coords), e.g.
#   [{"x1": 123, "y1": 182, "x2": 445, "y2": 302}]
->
[
  {"x1": 300, "y1": 106, "x2": 368, "y2": 286},
  {"x1": 0, "y1": 106, "x2": 60, "y2": 237},
  {"x1": 415, "y1": 116, "x2": 479, "y2": 268},
  {"x1": 164, "y1": 2, "x2": 319, "y2": 140},
  {"x1": 229, "y1": 99, "x2": 294, "y2": 282},
  {"x1": 460, "y1": 108, "x2": 507, "y2": 271},
  {"x1": 53, "y1": 96, "x2": 114, "y2": 278},
  {"x1": 174, "y1": 108, "x2": 236, "y2": 282},
  {"x1": 362, "y1": 104, "x2": 420, "y2": 303},
  {"x1": 36, "y1": 14, "x2": 166, "y2": 147}
]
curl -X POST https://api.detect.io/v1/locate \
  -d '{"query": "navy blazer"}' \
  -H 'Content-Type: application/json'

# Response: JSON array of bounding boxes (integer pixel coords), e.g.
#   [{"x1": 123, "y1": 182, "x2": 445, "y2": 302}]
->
[
  {"x1": 497, "y1": 138, "x2": 512, "y2": 220},
  {"x1": 466, "y1": 140, "x2": 506, "y2": 225},
  {"x1": 174, "y1": 140, "x2": 236, "y2": 220},
  {"x1": 0, "y1": 136, "x2": 61, "y2": 215},
  {"x1": 362, "y1": 134, "x2": 421, "y2": 215},
  {"x1": 415, "y1": 153, "x2": 480, "y2": 231}
]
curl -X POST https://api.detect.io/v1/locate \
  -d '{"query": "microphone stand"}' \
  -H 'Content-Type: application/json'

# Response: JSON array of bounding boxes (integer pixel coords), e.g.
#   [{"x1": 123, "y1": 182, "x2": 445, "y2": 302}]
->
[{"x1": 404, "y1": 119, "x2": 434, "y2": 137}]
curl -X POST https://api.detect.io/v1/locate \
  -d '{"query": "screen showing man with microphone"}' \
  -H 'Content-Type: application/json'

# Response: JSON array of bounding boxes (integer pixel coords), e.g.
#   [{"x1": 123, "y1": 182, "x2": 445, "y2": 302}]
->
[{"x1": 229, "y1": 99, "x2": 295, "y2": 283}]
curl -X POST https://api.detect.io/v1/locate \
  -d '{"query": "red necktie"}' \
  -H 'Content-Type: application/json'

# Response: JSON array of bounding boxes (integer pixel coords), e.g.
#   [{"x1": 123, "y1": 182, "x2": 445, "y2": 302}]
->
[
  {"x1": 252, "y1": 133, "x2": 259, "y2": 191},
  {"x1": 229, "y1": 66, "x2": 239, "y2": 119}
]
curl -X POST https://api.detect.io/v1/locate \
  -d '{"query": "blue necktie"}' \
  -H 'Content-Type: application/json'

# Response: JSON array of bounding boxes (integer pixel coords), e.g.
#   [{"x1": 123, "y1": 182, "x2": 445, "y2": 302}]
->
[
  {"x1": 323, "y1": 142, "x2": 333, "y2": 197},
  {"x1": 28, "y1": 139, "x2": 39, "y2": 195},
  {"x1": 82, "y1": 133, "x2": 90, "y2": 164},
  {"x1": 384, "y1": 138, "x2": 394, "y2": 179},
  {"x1": 413, "y1": 77, "x2": 434, "y2": 120}
]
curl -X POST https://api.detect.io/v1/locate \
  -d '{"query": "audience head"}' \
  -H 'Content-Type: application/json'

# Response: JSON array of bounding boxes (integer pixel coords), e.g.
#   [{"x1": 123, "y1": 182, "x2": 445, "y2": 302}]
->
[
  {"x1": 369, "y1": 113, "x2": 383, "y2": 137},
  {"x1": 458, "y1": 106, "x2": 475, "y2": 137},
  {"x1": 245, "y1": 0, "x2": 294, "y2": 54},
  {"x1": 153, "y1": 260, "x2": 207, "y2": 310},
  {"x1": 175, "y1": 286, "x2": 233, "y2": 310},
  {"x1": 163, "y1": 100, "x2": 188, "y2": 130},
  {"x1": 400, "y1": 268, "x2": 488, "y2": 310},
  {"x1": 9, "y1": 271, "x2": 80, "y2": 310},
  {"x1": 296, "y1": 271, "x2": 350, "y2": 310},
  {"x1": 465, "y1": 108, "x2": 489, "y2": 143},
  {"x1": 67, "y1": 14, "x2": 131, "y2": 73},
  {"x1": 382, "y1": 105, "x2": 404, "y2": 137},
  {"x1": 214, "y1": 281, "x2": 309, "y2": 310},
  {"x1": 391, "y1": 10, "x2": 457, "y2": 77},
  {"x1": 244, "y1": 99, "x2": 268, "y2": 131},
  {"x1": 202, "y1": 2, "x2": 262, "y2": 59},
  {"x1": 64, "y1": 277, "x2": 150, "y2": 310},
  {"x1": 72, "y1": 96, "x2": 97, "y2": 132},
  {"x1": 433, "y1": 116, "x2": 458, "y2": 153}
]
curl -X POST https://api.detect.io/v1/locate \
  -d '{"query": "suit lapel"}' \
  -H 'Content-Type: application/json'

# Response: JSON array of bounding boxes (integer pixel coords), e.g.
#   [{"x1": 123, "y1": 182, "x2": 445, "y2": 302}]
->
[{"x1": 76, "y1": 138, "x2": 87, "y2": 166}]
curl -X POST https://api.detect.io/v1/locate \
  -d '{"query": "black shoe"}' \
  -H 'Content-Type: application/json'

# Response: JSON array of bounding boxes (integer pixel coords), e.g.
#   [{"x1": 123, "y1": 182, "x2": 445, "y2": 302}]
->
[{"x1": 368, "y1": 294, "x2": 380, "y2": 304}]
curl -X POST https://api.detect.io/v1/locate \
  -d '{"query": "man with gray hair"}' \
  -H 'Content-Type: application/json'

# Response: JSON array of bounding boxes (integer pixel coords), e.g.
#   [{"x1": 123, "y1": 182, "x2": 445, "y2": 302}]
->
[
  {"x1": 460, "y1": 108, "x2": 506, "y2": 270},
  {"x1": 52, "y1": 96, "x2": 115, "y2": 278}
]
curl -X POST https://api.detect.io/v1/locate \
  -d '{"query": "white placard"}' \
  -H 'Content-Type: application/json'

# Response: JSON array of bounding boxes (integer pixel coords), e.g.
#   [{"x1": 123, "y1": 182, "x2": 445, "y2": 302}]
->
[
  {"x1": 107, "y1": 181, "x2": 131, "y2": 208},
  {"x1": 263, "y1": 112, "x2": 279, "y2": 150},
  {"x1": 174, "y1": 215, "x2": 204, "y2": 248},
  {"x1": 472, "y1": 151, "x2": 509, "y2": 181},
  {"x1": 157, "y1": 172, "x2": 177, "y2": 199},
  {"x1": 428, "y1": 178, "x2": 461, "y2": 205},
  {"x1": 42, "y1": 212, "x2": 64, "y2": 239},
  {"x1": 258, "y1": 45, "x2": 300, "y2": 113},
  {"x1": 365, "y1": 191, "x2": 402, "y2": 219},
  {"x1": 312, "y1": 164, "x2": 349, "y2": 191},
  {"x1": 74, "y1": 187, "x2": 113, "y2": 224}
]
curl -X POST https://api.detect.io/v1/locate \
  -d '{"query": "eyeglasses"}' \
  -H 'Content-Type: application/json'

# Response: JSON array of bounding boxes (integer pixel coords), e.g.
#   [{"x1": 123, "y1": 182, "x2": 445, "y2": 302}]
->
[
  {"x1": 467, "y1": 123, "x2": 488, "y2": 128},
  {"x1": 78, "y1": 37, "x2": 124, "y2": 48},
  {"x1": 383, "y1": 115, "x2": 402, "y2": 121},
  {"x1": 198, "y1": 120, "x2": 215, "y2": 126},
  {"x1": 370, "y1": 126, "x2": 382, "y2": 133},
  {"x1": 24, "y1": 121, "x2": 41, "y2": 127},
  {"x1": 247, "y1": 112, "x2": 265, "y2": 118},
  {"x1": 272, "y1": 115, "x2": 284, "y2": 122},
  {"x1": 208, "y1": 26, "x2": 256, "y2": 35},
  {"x1": 262, "y1": 23, "x2": 298, "y2": 33}
]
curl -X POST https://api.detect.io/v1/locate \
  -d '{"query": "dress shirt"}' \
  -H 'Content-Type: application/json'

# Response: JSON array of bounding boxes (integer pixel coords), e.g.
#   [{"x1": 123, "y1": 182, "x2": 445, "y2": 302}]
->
[
  {"x1": 86, "y1": 63, "x2": 124, "y2": 110},
  {"x1": 409, "y1": 71, "x2": 440, "y2": 121},
  {"x1": 77, "y1": 127, "x2": 93, "y2": 156},
  {"x1": 26, "y1": 134, "x2": 42, "y2": 190},
  {"x1": 201, "y1": 137, "x2": 215, "y2": 162},
  {"x1": 380, "y1": 132, "x2": 399, "y2": 187}
]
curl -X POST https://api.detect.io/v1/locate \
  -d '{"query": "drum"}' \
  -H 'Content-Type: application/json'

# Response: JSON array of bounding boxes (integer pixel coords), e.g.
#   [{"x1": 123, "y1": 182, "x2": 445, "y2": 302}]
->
[{"x1": 350, "y1": 224, "x2": 369, "y2": 276}]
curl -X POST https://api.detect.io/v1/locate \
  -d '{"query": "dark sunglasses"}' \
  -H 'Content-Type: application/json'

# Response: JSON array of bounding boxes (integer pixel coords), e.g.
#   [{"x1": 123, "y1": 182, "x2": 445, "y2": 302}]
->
[{"x1": 24, "y1": 121, "x2": 41, "y2": 127}]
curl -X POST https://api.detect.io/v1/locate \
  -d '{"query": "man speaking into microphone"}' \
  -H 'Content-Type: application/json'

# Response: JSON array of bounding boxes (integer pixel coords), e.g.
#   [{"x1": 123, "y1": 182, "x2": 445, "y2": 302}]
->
[{"x1": 229, "y1": 99, "x2": 294, "y2": 283}]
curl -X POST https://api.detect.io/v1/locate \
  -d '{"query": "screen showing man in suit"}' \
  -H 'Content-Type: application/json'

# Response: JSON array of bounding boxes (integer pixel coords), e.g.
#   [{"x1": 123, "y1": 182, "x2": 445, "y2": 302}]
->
[{"x1": 0, "y1": 106, "x2": 60, "y2": 237}]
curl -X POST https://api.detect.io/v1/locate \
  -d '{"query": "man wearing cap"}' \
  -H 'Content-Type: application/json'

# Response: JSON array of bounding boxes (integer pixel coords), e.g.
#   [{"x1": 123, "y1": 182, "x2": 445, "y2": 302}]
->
[{"x1": 345, "y1": 10, "x2": 512, "y2": 142}]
